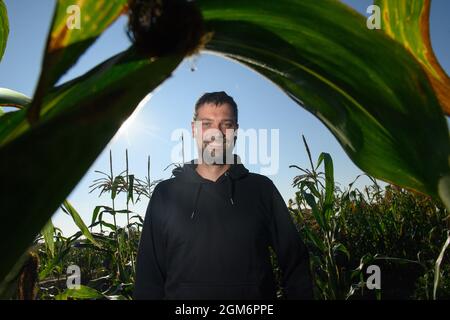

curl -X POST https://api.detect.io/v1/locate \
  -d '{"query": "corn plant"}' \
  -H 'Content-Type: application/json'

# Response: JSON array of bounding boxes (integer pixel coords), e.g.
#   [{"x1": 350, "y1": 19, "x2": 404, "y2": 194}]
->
[
  {"x1": 288, "y1": 135, "x2": 357, "y2": 299},
  {"x1": 1, "y1": 0, "x2": 449, "y2": 288},
  {"x1": 337, "y1": 182, "x2": 450, "y2": 299},
  {"x1": 35, "y1": 150, "x2": 158, "y2": 300},
  {"x1": 78, "y1": 150, "x2": 157, "y2": 298},
  {"x1": 289, "y1": 135, "x2": 449, "y2": 299}
]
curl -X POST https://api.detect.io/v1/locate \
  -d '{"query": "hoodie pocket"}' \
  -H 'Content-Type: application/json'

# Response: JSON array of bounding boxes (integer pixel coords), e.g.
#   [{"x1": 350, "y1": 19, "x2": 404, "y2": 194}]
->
[{"x1": 175, "y1": 281, "x2": 262, "y2": 300}]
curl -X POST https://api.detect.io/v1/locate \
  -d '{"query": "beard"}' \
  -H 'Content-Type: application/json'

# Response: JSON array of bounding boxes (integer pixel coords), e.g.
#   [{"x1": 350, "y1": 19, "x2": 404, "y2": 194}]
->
[{"x1": 201, "y1": 137, "x2": 235, "y2": 165}]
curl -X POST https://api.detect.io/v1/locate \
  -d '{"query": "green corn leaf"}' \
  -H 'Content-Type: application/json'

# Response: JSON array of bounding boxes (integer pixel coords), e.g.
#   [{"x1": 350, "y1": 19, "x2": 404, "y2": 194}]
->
[
  {"x1": 38, "y1": 242, "x2": 76, "y2": 281},
  {"x1": 375, "y1": 0, "x2": 450, "y2": 116},
  {"x1": 303, "y1": 181, "x2": 321, "y2": 199},
  {"x1": 303, "y1": 191, "x2": 326, "y2": 231},
  {"x1": 29, "y1": 0, "x2": 128, "y2": 122},
  {"x1": 90, "y1": 206, "x2": 115, "y2": 226},
  {"x1": 114, "y1": 209, "x2": 133, "y2": 214},
  {"x1": 317, "y1": 152, "x2": 334, "y2": 208},
  {"x1": 62, "y1": 200, "x2": 102, "y2": 249},
  {"x1": 55, "y1": 285, "x2": 105, "y2": 300},
  {"x1": 197, "y1": 0, "x2": 450, "y2": 201},
  {"x1": 41, "y1": 219, "x2": 55, "y2": 258},
  {"x1": 0, "y1": 88, "x2": 32, "y2": 108},
  {"x1": 0, "y1": 47, "x2": 183, "y2": 283},
  {"x1": 91, "y1": 206, "x2": 102, "y2": 227},
  {"x1": 304, "y1": 226, "x2": 325, "y2": 252},
  {"x1": 101, "y1": 221, "x2": 117, "y2": 232},
  {"x1": 0, "y1": 0, "x2": 8, "y2": 62}
]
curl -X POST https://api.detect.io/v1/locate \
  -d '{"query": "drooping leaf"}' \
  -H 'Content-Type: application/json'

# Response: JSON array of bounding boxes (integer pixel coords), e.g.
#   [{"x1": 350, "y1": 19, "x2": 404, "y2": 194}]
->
[
  {"x1": 0, "y1": 88, "x2": 32, "y2": 108},
  {"x1": 101, "y1": 221, "x2": 118, "y2": 232},
  {"x1": 62, "y1": 200, "x2": 102, "y2": 248},
  {"x1": 28, "y1": 0, "x2": 128, "y2": 123},
  {"x1": 91, "y1": 206, "x2": 102, "y2": 227},
  {"x1": 0, "y1": 0, "x2": 9, "y2": 62},
  {"x1": 0, "y1": 48, "x2": 183, "y2": 282},
  {"x1": 197, "y1": 0, "x2": 450, "y2": 200},
  {"x1": 38, "y1": 233, "x2": 81, "y2": 280},
  {"x1": 130, "y1": 214, "x2": 144, "y2": 224},
  {"x1": 375, "y1": 0, "x2": 450, "y2": 116},
  {"x1": 303, "y1": 191, "x2": 326, "y2": 231},
  {"x1": 111, "y1": 176, "x2": 121, "y2": 200},
  {"x1": 55, "y1": 285, "x2": 105, "y2": 300}
]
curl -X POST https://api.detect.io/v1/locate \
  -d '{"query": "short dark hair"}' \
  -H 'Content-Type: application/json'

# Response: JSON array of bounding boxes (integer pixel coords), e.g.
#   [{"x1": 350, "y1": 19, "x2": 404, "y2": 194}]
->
[{"x1": 194, "y1": 91, "x2": 238, "y2": 122}]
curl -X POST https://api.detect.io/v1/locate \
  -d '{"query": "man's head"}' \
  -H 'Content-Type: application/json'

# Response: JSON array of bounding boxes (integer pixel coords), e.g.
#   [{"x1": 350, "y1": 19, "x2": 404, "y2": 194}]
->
[{"x1": 191, "y1": 91, "x2": 239, "y2": 165}]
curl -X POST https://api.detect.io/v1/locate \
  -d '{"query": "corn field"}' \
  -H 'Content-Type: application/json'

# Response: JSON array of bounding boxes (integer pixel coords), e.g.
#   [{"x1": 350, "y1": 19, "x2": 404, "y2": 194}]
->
[
  {"x1": 1, "y1": 0, "x2": 449, "y2": 301},
  {"x1": 3, "y1": 139, "x2": 447, "y2": 300}
]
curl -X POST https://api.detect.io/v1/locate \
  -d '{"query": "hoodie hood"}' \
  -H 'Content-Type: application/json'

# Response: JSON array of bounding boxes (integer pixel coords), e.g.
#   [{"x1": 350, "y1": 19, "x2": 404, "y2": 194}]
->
[{"x1": 171, "y1": 154, "x2": 249, "y2": 219}]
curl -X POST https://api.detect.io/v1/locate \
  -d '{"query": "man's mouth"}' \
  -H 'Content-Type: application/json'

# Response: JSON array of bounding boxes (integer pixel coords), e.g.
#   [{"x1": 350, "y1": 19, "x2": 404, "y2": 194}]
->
[
  {"x1": 207, "y1": 143, "x2": 225, "y2": 147},
  {"x1": 204, "y1": 139, "x2": 226, "y2": 147}
]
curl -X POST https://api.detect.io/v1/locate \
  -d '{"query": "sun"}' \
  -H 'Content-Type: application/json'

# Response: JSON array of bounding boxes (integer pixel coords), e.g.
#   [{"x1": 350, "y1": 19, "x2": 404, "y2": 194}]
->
[{"x1": 112, "y1": 92, "x2": 167, "y2": 146}]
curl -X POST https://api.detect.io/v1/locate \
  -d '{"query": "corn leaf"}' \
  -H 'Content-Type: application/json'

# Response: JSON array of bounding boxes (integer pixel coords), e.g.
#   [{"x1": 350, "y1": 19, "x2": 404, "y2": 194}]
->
[
  {"x1": 317, "y1": 152, "x2": 334, "y2": 208},
  {"x1": 0, "y1": 88, "x2": 31, "y2": 108},
  {"x1": 29, "y1": 0, "x2": 128, "y2": 122},
  {"x1": 197, "y1": 0, "x2": 450, "y2": 200},
  {"x1": 41, "y1": 219, "x2": 55, "y2": 258},
  {"x1": 55, "y1": 285, "x2": 105, "y2": 300},
  {"x1": 375, "y1": 0, "x2": 450, "y2": 116},
  {"x1": 0, "y1": 0, "x2": 8, "y2": 62},
  {"x1": 62, "y1": 200, "x2": 102, "y2": 248},
  {"x1": 0, "y1": 48, "x2": 183, "y2": 282}
]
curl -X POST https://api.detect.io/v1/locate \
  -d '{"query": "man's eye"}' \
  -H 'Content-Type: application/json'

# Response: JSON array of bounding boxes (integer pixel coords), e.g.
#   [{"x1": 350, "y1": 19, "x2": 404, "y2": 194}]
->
[{"x1": 203, "y1": 122, "x2": 211, "y2": 127}]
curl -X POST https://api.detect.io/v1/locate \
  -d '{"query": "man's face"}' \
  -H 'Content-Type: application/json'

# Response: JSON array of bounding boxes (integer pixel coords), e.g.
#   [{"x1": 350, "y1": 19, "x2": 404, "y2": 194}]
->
[{"x1": 191, "y1": 102, "x2": 239, "y2": 165}]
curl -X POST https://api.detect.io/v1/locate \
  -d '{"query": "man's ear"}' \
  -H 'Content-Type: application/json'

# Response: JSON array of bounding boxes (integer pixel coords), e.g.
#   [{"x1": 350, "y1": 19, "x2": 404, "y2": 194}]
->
[{"x1": 191, "y1": 121, "x2": 195, "y2": 138}]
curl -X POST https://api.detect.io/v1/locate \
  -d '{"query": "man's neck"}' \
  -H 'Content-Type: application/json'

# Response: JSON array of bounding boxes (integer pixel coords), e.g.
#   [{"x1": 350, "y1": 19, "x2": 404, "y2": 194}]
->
[{"x1": 195, "y1": 163, "x2": 231, "y2": 182}]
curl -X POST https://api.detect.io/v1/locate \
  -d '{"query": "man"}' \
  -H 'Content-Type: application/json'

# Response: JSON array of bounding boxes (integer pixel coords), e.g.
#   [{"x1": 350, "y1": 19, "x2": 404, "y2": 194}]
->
[{"x1": 134, "y1": 91, "x2": 313, "y2": 300}]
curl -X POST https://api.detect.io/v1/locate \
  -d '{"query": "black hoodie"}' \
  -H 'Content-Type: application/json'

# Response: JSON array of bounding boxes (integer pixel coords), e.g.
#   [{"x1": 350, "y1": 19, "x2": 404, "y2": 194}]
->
[{"x1": 133, "y1": 154, "x2": 313, "y2": 300}]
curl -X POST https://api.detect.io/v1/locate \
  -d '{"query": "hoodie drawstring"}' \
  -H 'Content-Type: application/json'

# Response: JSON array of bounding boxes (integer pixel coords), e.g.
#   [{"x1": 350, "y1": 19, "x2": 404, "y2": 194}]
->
[
  {"x1": 190, "y1": 173, "x2": 236, "y2": 219},
  {"x1": 191, "y1": 184, "x2": 203, "y2": 219},
  {"x1": 225, "y1": 172, "x2": 235, "y2": 206}
]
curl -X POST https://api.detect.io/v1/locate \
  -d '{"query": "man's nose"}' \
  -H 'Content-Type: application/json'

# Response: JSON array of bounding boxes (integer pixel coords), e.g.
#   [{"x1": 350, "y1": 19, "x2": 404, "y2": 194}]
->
[
  {"x1": 210, "y1": 123, "x2": 227, "y2": 134},
  {"x1": 210, "y1": 122, "x2": 220, "y2": 130}
]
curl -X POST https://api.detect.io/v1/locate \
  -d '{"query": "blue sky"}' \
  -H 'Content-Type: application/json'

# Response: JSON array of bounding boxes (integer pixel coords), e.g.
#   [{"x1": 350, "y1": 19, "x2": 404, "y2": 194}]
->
[{"x1": 1, "y1": 0, "x2": 449, "y2": 236}]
